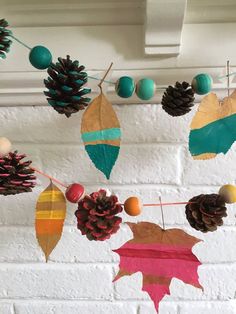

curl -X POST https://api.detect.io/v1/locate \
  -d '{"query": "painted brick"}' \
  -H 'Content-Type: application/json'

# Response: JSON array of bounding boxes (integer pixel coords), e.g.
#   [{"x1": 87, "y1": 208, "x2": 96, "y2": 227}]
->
[
  {"x1": 37, "y1": 143, "x2": 181, "y2": 185},
  {"x1": 0, "y1": 105, "x2": 191, "y2": 144},
  {"x1": 15, "y1": 302, "x2": 137, "y2": 314},
  {"x1": 0, "y1": 226, "x2": 114, "y2": 263},
  {"x1": 138, "y1": 302, "x2": 178, "y2": 314},
  {"x1": 0, "y1": 265, "x2": 113, "y2": 299},
  {"x1": 0, "y1": 303, "x2": 13, "y2": 314},
  {"x1": 183, "y1": 145, "x2": 236, "y2": 185},
  {"x1": 0, "y1": 98, "x2": 235, "y2": 314},
  {"x1": 179, "y1": 301, "x2": 236, "y2": 314},
  {"x1": 114, "y1": 264, "x2": 236, "y2": 301}
]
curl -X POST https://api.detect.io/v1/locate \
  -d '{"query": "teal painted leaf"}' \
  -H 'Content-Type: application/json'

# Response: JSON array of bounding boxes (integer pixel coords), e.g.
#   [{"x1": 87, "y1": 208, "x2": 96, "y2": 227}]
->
[
  {"x1": 85, "y1": 144, "x2": 120, "y2": 179},
  {"x1": 190, "y1": 114, "x2": 236, "y2": 156},
  {"x1": 189, "y1": 92, "x2": 236, "y2": 159},
  {"x1": 81, "y1": 92, "x2": 121, "y2": 179}
]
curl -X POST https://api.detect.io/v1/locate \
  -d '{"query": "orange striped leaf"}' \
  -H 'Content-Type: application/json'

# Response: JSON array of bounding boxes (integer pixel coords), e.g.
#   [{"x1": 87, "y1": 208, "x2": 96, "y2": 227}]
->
[{"x1": 35, "y1": 181, "x2": 66, "y2": 262}]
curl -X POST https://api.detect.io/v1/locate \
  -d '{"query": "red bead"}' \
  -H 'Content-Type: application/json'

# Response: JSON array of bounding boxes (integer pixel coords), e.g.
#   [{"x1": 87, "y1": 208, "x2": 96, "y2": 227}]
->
[{"x1": 65, "y1": 183, "x2": 85, "y2": 203}]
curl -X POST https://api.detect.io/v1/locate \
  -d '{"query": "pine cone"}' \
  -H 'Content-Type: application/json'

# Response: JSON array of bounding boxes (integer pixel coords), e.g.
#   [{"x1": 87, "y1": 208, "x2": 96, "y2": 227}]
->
[
  {"x1": 161, "y1": 81, "x2": 195, "y2": 116},
  {"x1": 44, "y1": 55, "x2": 91, "y2": 118},
  {"x1": 185, "y1": 194, "x2": 227, "y2": 233},
  {"x1": 75, "y1": 189, "x2": 123, "y2": 241},
  {"x1": 0, "y1": 19, "x2": 12, "y2": 59},
  {"x1": 0, "y1": 151, "x2": 36, "y2": 195}
]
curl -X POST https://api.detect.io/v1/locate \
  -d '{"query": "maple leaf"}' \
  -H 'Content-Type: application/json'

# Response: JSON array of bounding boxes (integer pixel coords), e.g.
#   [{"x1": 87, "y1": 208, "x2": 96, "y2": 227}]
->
[{"x1": 113, "y1": 222, "x2": 203, "y2": 313}]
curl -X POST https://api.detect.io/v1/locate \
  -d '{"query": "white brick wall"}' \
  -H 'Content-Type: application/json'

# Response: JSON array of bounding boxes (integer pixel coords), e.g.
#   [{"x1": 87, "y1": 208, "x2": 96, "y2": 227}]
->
[{"x1": 0, "y1": 104, "x2": 235, "y2": 314}]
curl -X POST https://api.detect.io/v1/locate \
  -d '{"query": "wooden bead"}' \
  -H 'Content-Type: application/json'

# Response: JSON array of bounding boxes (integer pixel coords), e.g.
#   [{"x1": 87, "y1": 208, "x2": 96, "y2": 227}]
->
[
  {"x1": 0, "y1": 137, "x2": 11, "y2": 157},
  {"x1": 136, "y1": 78, "x2": 155, "y2": 100},
  {"x1": 192, "y1": 73, "x2": 212, "y2": 95},
  {"x1": 115, "y1": 76, "x2": 135, "y2": 98},
  {"x1": 219, "y1": 184, "x2": 236, "y2": 204},
  {"x1": 29, "y1": 45, "x2": 52, "y2": 70},
  {"x1": 65, "y1": 183, "x2": 85, "y2": 203},
  {"x1": 124, "y1": 196, "x2": 142, "y2": 216}
]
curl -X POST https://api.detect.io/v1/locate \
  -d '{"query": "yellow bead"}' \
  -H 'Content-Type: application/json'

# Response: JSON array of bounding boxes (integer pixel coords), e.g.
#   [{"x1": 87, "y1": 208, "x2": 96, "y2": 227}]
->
[
  {"x1": 219, "y1": 184, "x2": 236, "y2": 204},
  {"x1": 0, "y1": 137, "x2": 12, "y2": 157},
  {"x1": 124, "y1": 196, "x2": 142, "y2": 216}
]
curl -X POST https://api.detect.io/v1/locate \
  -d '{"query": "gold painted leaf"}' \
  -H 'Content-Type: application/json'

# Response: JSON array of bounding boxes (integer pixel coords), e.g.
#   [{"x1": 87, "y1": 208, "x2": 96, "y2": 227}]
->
[{"x1": 35, "y1": 181, "x2": 66, "y2": 262}]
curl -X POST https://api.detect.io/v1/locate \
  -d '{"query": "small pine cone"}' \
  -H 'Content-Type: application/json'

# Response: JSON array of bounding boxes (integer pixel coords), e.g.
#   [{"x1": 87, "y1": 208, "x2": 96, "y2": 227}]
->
[
  {"x1": 75, "y1": 189, "x2": 123, "y2": 241},
  {"x1": 0, "y1": 19, "x2": 12, "y2": 59},
  {"x1": 185, "y1": 194, "x2": 227, "y2": 233},
  {"x1": 0, "y1": 151, "x2": 36, "y2": 195},
  {"x1": 44, "y1": 55, "x2": 91, "y2": 118},
  {"x1": 161, "y1": 81, "x2": 195, "y2": 116}
]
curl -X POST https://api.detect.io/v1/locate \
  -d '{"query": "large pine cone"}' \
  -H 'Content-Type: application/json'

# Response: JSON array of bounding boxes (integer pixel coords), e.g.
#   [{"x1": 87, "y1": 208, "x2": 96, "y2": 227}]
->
[
  {"x1": 75, "y1": 189, "x2": 123, "y2": 241},
  {"x1": 161, "y1": 81, "x2": 195, "y2": 116},
  {"x1": 185, "y1": 194, "x2": 227, "y2": 232},
  {"x1": 0, "y1": 151, "x2": 36, "y2": 195},
  {"x1": 0, "y1": 19, "x2": 12, "y2": 59},
  {"x1": 44, "y1": 55, "x2": 91, "y2": 118}
]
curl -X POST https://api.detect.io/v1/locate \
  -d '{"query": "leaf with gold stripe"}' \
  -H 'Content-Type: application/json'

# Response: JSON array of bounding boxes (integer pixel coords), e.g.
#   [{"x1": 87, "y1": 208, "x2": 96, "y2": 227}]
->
[{"x1": 35, "y1": 181, "x2": 66, "y2": 262}]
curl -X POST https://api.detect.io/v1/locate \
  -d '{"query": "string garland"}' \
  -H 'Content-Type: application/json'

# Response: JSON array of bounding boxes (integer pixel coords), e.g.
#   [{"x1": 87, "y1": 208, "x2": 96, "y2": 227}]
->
[
  {"x1": 4, "y1": 30, "x2": 232, "y2": 93},
  {"x1": 29, "y1": 162, "x2": 192, "y2": 207}
]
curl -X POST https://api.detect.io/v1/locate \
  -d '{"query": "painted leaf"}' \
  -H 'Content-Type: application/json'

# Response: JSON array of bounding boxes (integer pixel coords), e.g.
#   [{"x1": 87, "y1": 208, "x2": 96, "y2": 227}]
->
[
  {"x1": 189, "y1": 91, "x2": 236, "y2": 159},
  {"x1": 35, "y1": 181, "x2": 66, "y2": 262},
  {"x1": 81, "y1": 92, "x2": 121, "y2": 179},
  {"x1": 113, "y1": 222, "x2": 202, "y2": 313}
]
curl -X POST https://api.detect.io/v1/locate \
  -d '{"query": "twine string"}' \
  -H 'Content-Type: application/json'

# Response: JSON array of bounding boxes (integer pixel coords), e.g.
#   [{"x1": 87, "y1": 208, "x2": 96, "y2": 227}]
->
[
  {"x1": 30, "y1": 163, "x2": 193, "y2": 205},
  {"x1": 159, "y1": 196, "x2": 165, "y2": 230},
  {"x1": 29, "y1": 165, "x2": 68, "y2": 188},
  {"x1": 9, "y1": 34, "x2": 236, "y2": 94},
  {"x1": 10, "y1": 34, "x2": 32, "y2": 50},
  {"x1": 227, "y1": 60, "x2": 230, "y2": 97}
]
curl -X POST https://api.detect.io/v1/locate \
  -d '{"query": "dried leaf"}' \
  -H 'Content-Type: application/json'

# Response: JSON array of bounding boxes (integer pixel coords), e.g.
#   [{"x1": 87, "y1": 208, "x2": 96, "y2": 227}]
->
[
  {"x1": 189, "y1": 91, "x2": 236, "y2": 159},
  {"x1": 81, "y1": 92, "x2": 121, "y2": 179},
  {"x1": 113, "y1": 222, "x2": 202, "y2": 313},
  {"x1": 35, "y1": 181, "x2": 66, "y2": 262}
]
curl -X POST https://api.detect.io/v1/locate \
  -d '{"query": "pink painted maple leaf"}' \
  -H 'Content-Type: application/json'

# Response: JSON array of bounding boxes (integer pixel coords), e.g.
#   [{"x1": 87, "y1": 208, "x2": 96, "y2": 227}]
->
[{"x1": 113, "y1": 222, "x2": 203, "y2": 313}]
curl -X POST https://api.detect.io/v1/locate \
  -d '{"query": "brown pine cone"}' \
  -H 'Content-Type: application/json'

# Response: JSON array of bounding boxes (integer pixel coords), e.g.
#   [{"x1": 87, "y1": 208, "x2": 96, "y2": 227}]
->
[
  {"x1": 161, "y1": 81, "x2": 195, "y2": 116},
  {"x1": 44, "y1": 55, "x2": 91, "y2": 118},
  {"x1": 75, "y1": 189, "x2": 123, "y2": 241},
  {"x1": 185, "y1": 194, "x2": 227, "y2": 233},
  {"x1": 0, "y1": 19, "x2": 12, "y2": 59},
  {"x1": 0, "y1": 151, "x2": 36, "y2": 195}
]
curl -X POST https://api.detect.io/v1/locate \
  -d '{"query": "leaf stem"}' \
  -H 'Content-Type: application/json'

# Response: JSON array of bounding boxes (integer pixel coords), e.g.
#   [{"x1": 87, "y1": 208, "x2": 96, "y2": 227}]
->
[
  {"x1": 98, "y1": 62, "x2": 114, "y2": 91},
  {"x1": 159, "y1": 196, "x2": 165, "y2": 230}
]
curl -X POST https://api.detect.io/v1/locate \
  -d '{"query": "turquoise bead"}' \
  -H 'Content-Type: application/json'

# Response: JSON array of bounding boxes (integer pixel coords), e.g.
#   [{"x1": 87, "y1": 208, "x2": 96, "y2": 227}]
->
[
  {"x1": 116, "y1": 76, "x2": 135, "y2": 98},
  {"x1": 136, "y1": 78, "x2": 155, "y2": 101},
  {"x1": 192, "y1": 73, "x2": 212, "y2": 95},
  {"x1": 29, "y1": 46, "x2": 52, "y2": 70}
]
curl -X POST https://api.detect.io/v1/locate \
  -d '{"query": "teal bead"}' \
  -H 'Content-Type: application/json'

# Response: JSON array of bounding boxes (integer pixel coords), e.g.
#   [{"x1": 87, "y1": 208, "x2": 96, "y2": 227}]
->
[
  {"x1": 192, "y1": 73, "x2": 212, "y2": 95},
  {"x1": 115, "y1": 76, "x2": 135, "y2": 98},
  {"x1": 29, "y1": 46, "x2": 52, "y2": 70},
  {"x1": 136, "y1": 78, "x2": 155, "y2": 101}
]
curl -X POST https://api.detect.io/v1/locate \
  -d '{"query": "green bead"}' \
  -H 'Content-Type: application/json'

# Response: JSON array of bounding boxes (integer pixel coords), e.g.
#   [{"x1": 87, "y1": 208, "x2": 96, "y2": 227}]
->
[
  {"x1": 136, "y1": 78, "x2": 155, "y2": 101},
  {"x1": 29, "y1": 45, "x2": 52, "y2": 70},
  {"x1": 115, "y1": 76, "x2": 135, "y2": 98},
  {"x1": 192, "y1": 73, "x2": 212, "y2": 95}
]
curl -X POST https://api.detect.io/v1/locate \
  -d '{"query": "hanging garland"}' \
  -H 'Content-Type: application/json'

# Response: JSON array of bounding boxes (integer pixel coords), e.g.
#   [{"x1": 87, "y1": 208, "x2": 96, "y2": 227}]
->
[
  {"x1": 0, "y1": 141, "x2": 234, "y2": 312},
  {"x1": 1, "y1": 17, "x2": 236, "y2": 313},
  {"x1": 1, "y1": 17, "x2": 226, "y2": 179}
]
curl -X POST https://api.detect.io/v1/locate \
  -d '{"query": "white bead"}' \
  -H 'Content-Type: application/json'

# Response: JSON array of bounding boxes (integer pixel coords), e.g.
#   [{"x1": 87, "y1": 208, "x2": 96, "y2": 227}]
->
[{"x1": 0, "y1": 137, "x2": 12, "y2": 157}]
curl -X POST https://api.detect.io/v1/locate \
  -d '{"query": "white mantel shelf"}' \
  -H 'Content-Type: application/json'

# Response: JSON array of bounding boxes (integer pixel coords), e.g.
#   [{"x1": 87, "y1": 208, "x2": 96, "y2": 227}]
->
[{"x1": 1, "y1": 0, "x2": 236, "y2": 106}]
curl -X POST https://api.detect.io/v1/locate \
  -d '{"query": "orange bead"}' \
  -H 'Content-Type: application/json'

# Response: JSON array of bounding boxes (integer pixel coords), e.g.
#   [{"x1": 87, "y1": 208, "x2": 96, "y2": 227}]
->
[{"x1": 124, "y1": 196, "x2": 142, "y2": 216}]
